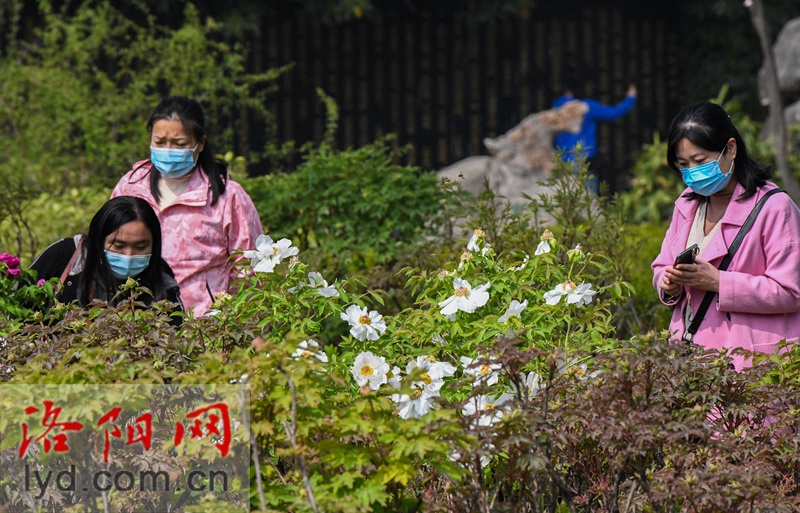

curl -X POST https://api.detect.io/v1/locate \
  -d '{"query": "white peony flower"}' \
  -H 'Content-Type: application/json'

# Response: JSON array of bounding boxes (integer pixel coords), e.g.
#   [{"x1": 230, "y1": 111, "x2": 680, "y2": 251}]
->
[
  {"x1": 544, "y1": 280, "x2": 576, "y2": 305},
  {"x1": 566, "y1": 282, "x2": 597, "y2": 306},
  {"x1": 272, "y1": 238, "x2": 299, "y2": 262},
  {"x1": 307, "y1": 272, "x2": 339, "y2": 297},
  {"x1": 467, "y1": 228, "x2": 485, "y2": 251},
  {"x1": 544, "y1": 281, "x2": 596, "y2": 306},
  {"x1": 466, "y1": 229, "x2": 492, "y2": 256},
  {"x1": 405, "y1": 356, "x2": 457, "y2": 393},
  {"x1": 460, "y1": 356, "x2": 502, "y2": 386},
  {"x1": 467, "y1": 234, "x2": 481, "y2": 253},
  {"x1": 293, "y1": 339, "x2": 328, "y2": 363},
  {"x1": 391, "y1": 385, "x2": 438, "y2": 420},
  {"x1": 461, "y1": 393, "x2": 514, "y2": 427},
  {"x1": 439, "y1": 278, "x2": 491, "y2": 317},
  {"x1": 350, "y1": 352, "x2": 389, "y2": 390},
  {"x1": 340, "y1": 305, "x2": 387, "y2": 341},
  {"x1": 573, "y1": 363, "x2": 601, "y2": 382},
  {"x1": 534, "y1": 240, "x2": 551, "y2": 256},
  {"x1": 535, "y1": 230, "x2": 555, "y2": 256},
  {"x1": 498, "y1": 299, "x2": 528, "y2": 323},
  {"x1": 387, "y1": 366, "x2": 403, "y2": 390},
  {"x1": 558, "y1": 359, "x2": 600, "y2": 382},
  {"x1": 510, "y1": 372, "x2": 542, "y2": 398},
  {"x1": 289, "y1": 271, "x2": 339, "y2": 297},
  {"x1": 244, "y1": 234, "x2": 299, "y2": 273}
]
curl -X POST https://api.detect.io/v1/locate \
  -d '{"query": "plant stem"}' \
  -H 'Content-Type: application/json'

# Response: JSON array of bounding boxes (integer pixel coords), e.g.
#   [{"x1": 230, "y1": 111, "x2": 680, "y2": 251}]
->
[{"x1": 282, "y1": 370, "x2": 320, "y2": 513}]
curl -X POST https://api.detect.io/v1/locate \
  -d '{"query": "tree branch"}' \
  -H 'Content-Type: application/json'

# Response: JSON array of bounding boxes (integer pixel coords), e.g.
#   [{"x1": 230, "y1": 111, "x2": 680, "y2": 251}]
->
[{"x1": 746, "y1": 0, "x2": 800, "y2": 202}]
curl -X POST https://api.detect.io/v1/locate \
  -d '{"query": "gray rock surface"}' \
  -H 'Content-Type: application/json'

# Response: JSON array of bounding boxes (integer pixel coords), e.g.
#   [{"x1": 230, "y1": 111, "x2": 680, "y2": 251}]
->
[
  {"x1": 758, "y1": 16, "x2": 800, "y2": 143},
  {"x1": 438, "y1": 101, "x2": 588, "y2": 206}
]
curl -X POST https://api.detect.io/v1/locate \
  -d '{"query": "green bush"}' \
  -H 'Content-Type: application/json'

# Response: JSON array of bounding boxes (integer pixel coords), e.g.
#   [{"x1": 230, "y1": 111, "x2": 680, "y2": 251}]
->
[
  {"x1": 2, "y1": 210, "x2": 800, "y2": 511},
  {"x1": 244, "y1": 138, "x2": 457, "y2": 278},
  {"x1": 0, "y1": 187, "x2": 110, "y2": 264},
  {"x1": 0, "y1": 0, "x2": 289, "y2": 260}
]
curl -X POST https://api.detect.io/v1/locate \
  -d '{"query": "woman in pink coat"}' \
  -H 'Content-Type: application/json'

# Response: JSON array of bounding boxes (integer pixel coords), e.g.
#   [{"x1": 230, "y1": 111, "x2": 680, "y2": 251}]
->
[
  {"x1": 651, "y1": 102, "x2": 800, "y2": 370},
  {"x1": 113, "y1": 96, "x2": 263, "y2": 316}
]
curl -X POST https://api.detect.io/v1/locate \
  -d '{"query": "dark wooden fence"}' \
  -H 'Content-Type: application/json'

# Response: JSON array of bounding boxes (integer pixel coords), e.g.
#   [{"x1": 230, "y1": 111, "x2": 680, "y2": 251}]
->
[{"x1": 253, "y1": 1, "x2": 682, "y2": 193}]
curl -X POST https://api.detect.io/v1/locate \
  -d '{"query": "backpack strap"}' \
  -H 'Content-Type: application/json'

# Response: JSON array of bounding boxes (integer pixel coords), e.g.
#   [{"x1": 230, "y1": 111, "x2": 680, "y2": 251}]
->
[
  {"x1": 57, "y1": 237, "x2": 84, "y2": 295},
  {"x1": 683, "y1": 188, "x2": 785, "y2": 342}
]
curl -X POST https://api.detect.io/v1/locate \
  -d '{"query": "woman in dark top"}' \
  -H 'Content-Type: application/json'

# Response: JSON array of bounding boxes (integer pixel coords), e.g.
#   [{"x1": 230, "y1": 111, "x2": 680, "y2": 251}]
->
[{"x1": 30, "y1": 196, "x2": 183, "y2": 318}]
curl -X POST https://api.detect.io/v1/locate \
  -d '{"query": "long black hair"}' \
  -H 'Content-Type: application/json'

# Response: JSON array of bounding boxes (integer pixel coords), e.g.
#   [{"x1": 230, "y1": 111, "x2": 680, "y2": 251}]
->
[
  {"x1": 78, "y1": 196, "x2": 175, "y2": 306},
  {"x1": 144, "y1": 96, "x2": 228, "y2": 206},
  {"x1": 666, "y1": 102, "x2": 771, "y2": 201}
]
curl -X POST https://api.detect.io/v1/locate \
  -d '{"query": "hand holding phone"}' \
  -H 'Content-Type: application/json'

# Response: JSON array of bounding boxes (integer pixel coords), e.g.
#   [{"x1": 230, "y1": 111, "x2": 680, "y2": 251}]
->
[{"x1": 674, "y1": 244, "x2": 698, "y2": 267}]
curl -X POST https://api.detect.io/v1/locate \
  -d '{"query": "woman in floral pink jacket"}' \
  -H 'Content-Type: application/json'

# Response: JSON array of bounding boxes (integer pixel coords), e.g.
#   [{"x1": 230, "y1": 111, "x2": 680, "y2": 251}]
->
[
  {"x1": 652, "y1": 102, "x2": 800, "y2": 370},
  {"x1": 113, "y1": 96, "x2": 263, "y2": 316}
]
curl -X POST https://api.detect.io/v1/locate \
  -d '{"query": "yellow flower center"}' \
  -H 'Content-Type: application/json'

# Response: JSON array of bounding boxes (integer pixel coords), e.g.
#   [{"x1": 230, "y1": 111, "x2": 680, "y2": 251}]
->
[
  {"x1": 479, "y1": 364, "x2": 491, "y2": 375},
  {"x1": 410, "y1": 389, "x2": 422, "y2": 399},
  {"x1": 358, "y1": 315, "x2": 371, "y2": 325},
  {"x1": 541, "y1": 229, "x2": 554, "y2": 241},
  {"x1": 482, "y1": 403, "x2": 495, "y2": 411},
  {"x1": 272, "y1": 247, "x2": 280, "y2": 255},
  {"x1": 360, "y1": 365, "x2": 374, "y2": 377},
  {"x1": 575, "y1": 367, "x2": 586, "y2": 377},
  {"x1": 301, "y1": 351, "x2": 311, "y2": 358},
  {"x1": 421, "y1": 373, "x2": 432, "y2": 385},
  {"x1": 561, "y1": 280, "x2": 575, "y2": 292},
  {"x1": 454, "y1": 286, "x2": 470, "y2": 297}
]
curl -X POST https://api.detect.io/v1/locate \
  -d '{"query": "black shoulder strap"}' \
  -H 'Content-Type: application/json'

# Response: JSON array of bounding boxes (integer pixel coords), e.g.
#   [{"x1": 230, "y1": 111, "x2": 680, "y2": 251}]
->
[{"x1": 683, "y1": 188, "x2": 785, "y2": 342}]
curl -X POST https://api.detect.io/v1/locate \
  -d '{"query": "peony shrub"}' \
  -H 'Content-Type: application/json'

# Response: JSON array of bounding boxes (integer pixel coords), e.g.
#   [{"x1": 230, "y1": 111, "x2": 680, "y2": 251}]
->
[{"x1": 2, "y1": 166, "x2": 800, "y2": 511}]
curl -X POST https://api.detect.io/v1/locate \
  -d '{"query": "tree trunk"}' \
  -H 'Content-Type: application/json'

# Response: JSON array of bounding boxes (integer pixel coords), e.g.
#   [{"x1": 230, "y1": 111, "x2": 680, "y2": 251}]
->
[{"x1": 746, "y1": 0, "x2": 800, "y2": 202}]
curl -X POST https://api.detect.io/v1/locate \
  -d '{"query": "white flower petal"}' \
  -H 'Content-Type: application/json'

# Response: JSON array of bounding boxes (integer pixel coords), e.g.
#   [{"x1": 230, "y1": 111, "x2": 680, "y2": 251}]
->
[{"x1": 534, "y1": 240, "x2": 551, "y2": 256}]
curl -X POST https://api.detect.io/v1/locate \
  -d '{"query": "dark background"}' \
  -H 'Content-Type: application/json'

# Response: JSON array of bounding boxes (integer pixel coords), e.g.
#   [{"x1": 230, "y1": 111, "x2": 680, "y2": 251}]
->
[
  {"x1": 252, "y1": 1, "x2": 680, "y2": 193},
  {"x1": 6, "y1": 0, "x2": 800, "y2": 193}
]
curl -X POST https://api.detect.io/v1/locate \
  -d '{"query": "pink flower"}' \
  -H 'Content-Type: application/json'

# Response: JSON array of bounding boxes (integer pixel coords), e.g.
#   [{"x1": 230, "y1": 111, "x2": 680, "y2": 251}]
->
[
  {"x1": 37, "y1": 279, "x2": 46, "y2": 286},
  {"x1": 0, "y1": 252, "x2": 21, "y2": 276}
]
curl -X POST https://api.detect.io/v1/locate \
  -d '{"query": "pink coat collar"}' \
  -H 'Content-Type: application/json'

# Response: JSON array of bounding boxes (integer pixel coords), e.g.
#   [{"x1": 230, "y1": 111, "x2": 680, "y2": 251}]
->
[
  {"x1": 672, "y1": 181, "x2": 779, "y2": 264},
  {"x1": 123, "y1": 161, "x2": 211, "y2": 209}
]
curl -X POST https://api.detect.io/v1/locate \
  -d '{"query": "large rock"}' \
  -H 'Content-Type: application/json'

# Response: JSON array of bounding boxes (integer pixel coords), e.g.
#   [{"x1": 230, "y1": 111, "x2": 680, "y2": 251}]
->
[
  {"x1": 438, "y1": 101, "x2": 588, "y2": 206},
  {"x1": 756, "y1": 16, "x2": 800, "y2": 144},
  {"x1": 785, "y1": 99, "x2": 800, "y2": 126},
  {"x1": 758, "y1": 17, "x2": 800, "y2": 105}
]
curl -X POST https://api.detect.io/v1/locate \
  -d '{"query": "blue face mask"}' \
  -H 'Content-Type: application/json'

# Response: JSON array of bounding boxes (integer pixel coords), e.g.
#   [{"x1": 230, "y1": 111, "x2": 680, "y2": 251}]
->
[
  {"x1": 680, "y1": 146, "x2": 734, "y2": 196},
  {"x1": 104, "y1": 251, "x2": 151, "y2": 279},
  {"x1": 150, "y1": 144, "x2": 199, "y2": 179}
]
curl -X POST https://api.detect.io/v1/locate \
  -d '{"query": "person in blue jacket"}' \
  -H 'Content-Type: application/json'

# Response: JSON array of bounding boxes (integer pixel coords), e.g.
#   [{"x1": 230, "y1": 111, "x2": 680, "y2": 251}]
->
[{"x1": 552, "y1": 73, "x2": 637, "y2": 193}]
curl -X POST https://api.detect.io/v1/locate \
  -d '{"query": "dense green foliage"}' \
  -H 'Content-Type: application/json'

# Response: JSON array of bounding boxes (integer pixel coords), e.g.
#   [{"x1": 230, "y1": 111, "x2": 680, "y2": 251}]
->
[
  {"x1": 3, "y1": 170, "x2": 800, "y2": 511},
  {"x1": 0, "y1": 0, "x2": 289, "y2": 259},
  {"x1": 3, "y1": 2, "x2": 800, "y2": 510},
  {"x1": 245, "y1": 138, "x2": 456, "y2": 277}
]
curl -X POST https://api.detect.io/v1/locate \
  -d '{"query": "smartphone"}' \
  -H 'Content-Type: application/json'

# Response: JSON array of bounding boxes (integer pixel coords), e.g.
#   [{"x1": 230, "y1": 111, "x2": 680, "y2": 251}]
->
[{"x1": 674, "y1": 244, "x2": 699, "y2": 266}]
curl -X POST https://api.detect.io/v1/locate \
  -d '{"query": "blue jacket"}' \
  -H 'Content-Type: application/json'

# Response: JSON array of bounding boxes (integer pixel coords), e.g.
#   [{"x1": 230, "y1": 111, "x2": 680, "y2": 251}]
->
[{"x1": 552, "y1": 94, "x2": 636, "y2": 161}]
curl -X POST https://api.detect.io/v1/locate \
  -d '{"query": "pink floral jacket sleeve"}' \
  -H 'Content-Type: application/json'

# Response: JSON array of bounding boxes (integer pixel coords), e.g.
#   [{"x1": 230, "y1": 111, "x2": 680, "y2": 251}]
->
[{"x1": 112, "y1": 161, "x2": 263, "y2": 316}]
